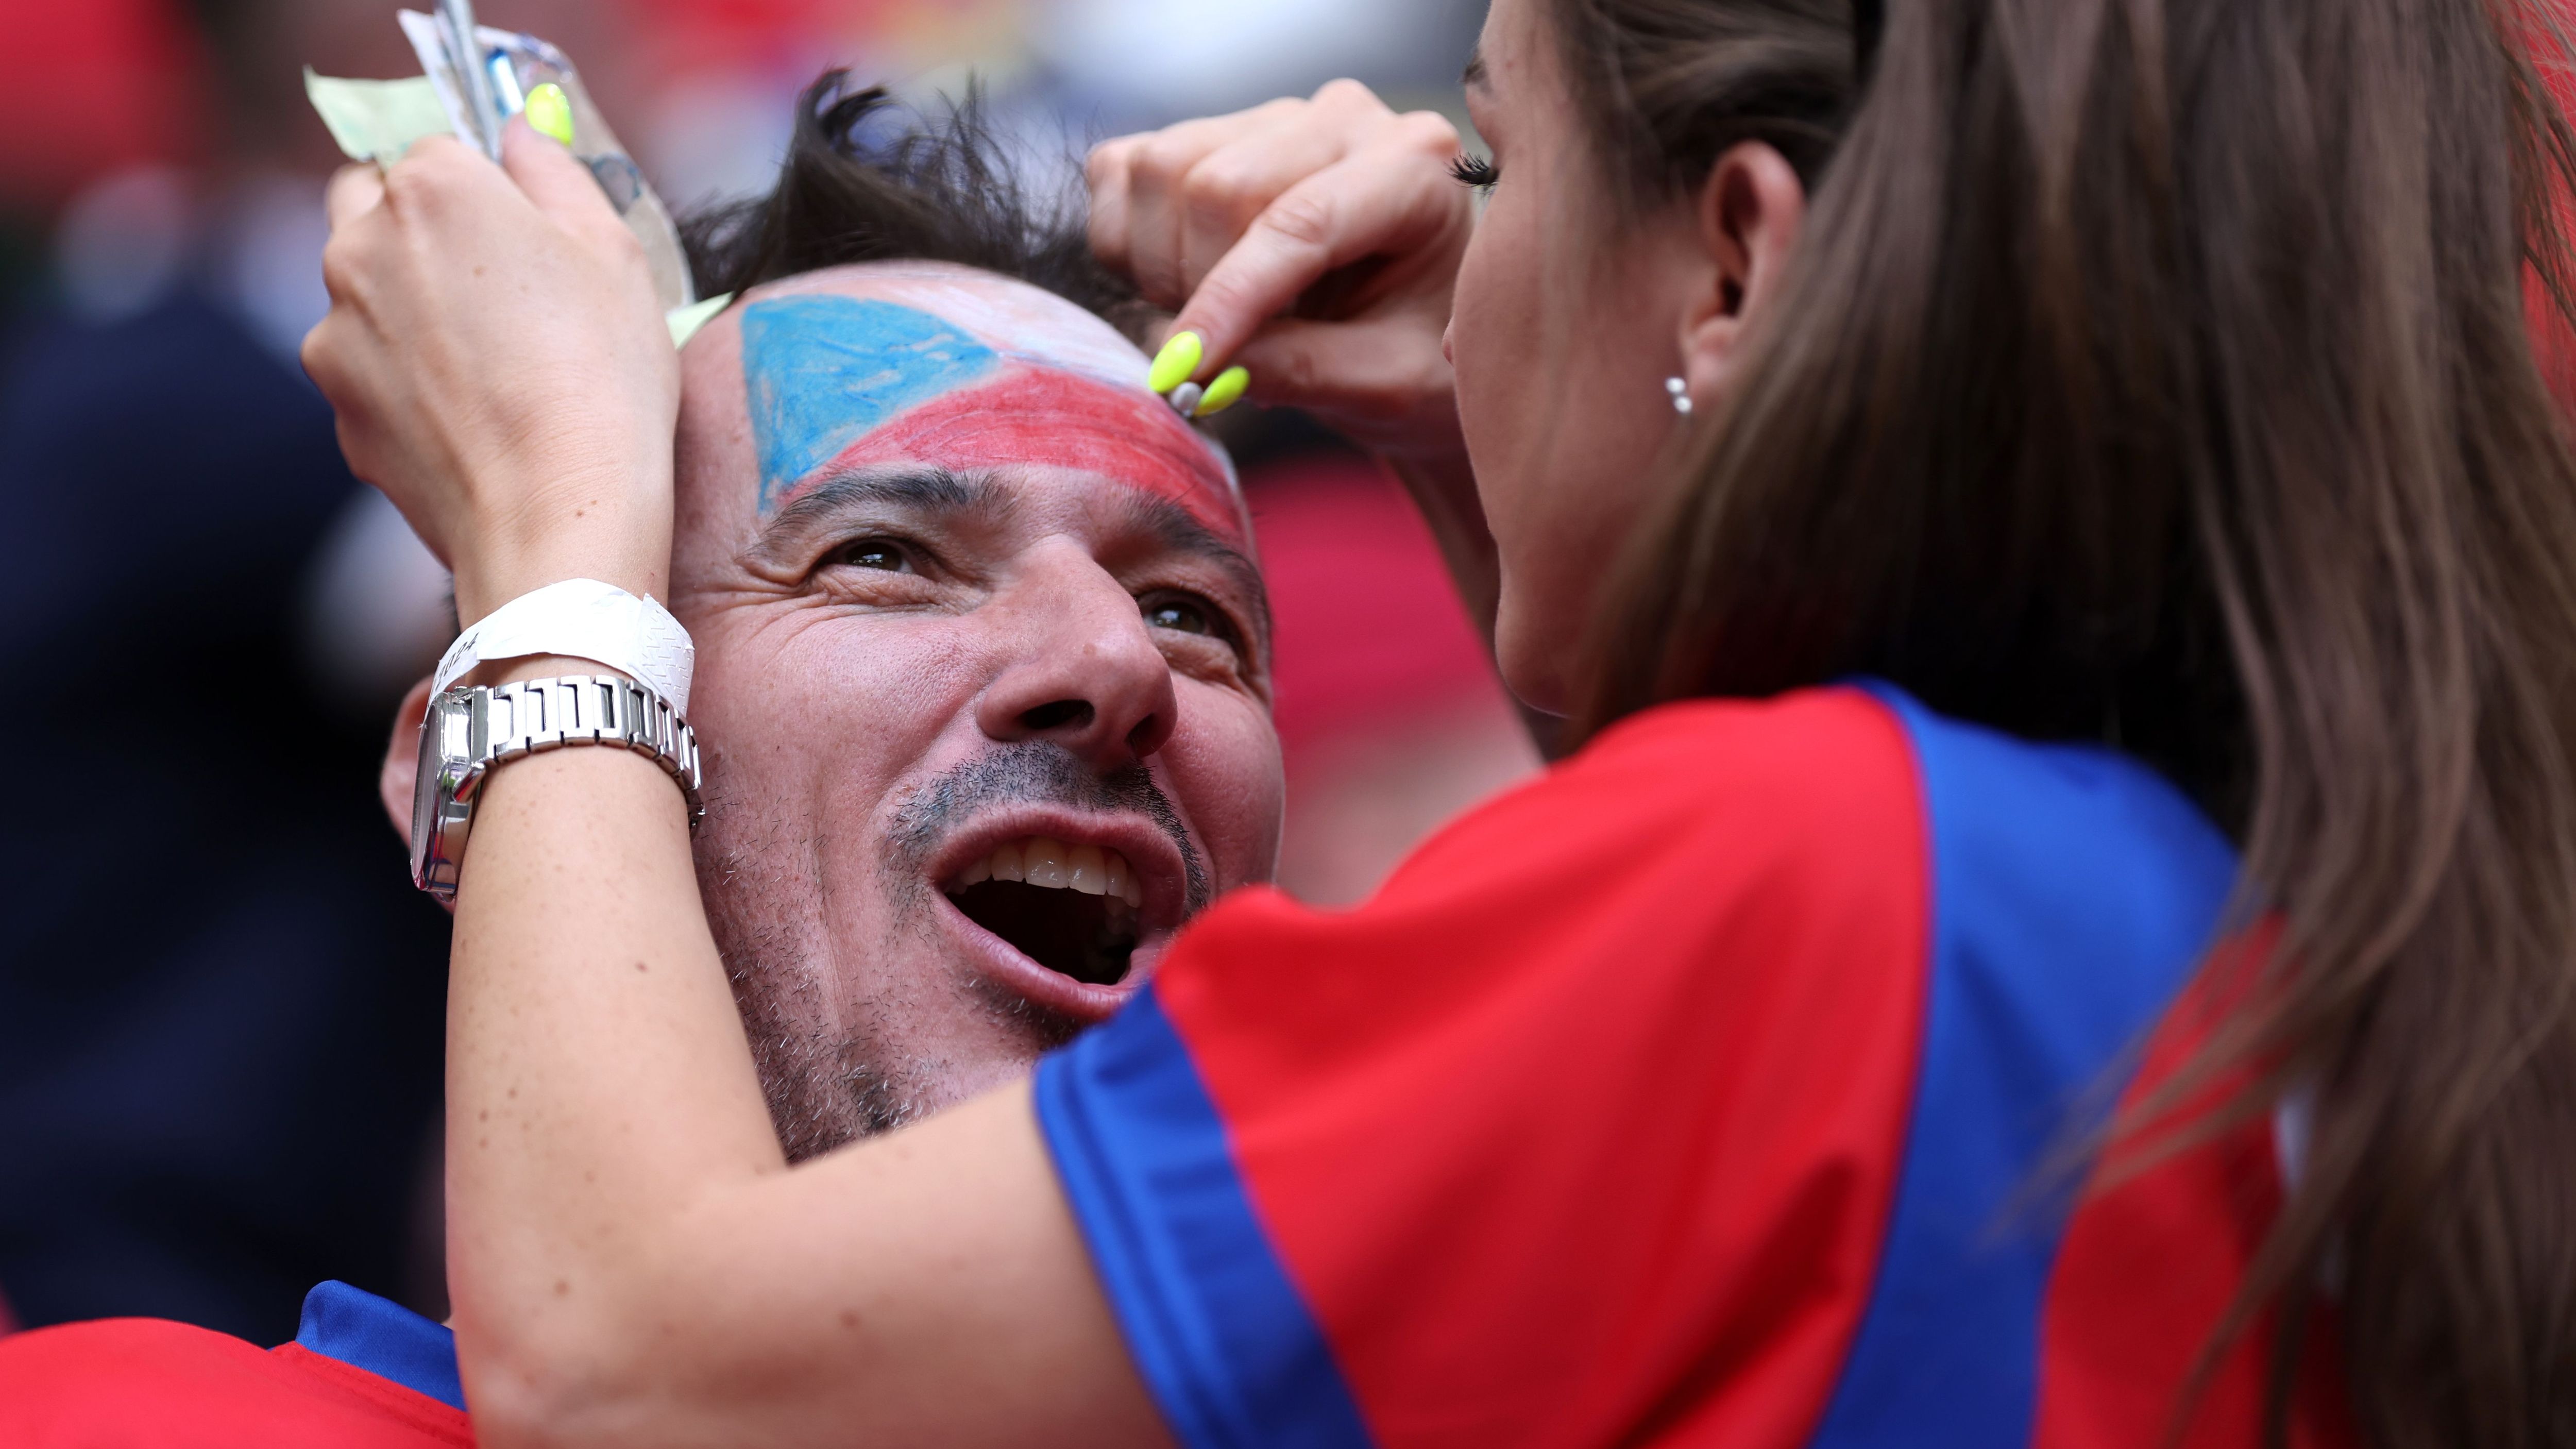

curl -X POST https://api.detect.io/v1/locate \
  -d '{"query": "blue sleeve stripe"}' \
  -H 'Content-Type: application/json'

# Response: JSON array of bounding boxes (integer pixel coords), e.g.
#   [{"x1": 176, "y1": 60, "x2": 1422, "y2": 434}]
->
[
  {"x1": 1035, "y1": 989, "x2": 1377, "y2": 1449},
  {"x1": 294, "y1": 1279, "x2": 466, "y2": 1412},
  {"x1": 1808, "y1": 685, "x2": 2242, "y2": 1449}
]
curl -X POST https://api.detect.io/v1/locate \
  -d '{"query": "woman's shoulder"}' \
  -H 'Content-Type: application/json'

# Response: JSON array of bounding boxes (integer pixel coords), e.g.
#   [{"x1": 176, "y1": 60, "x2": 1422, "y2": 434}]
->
[
  {"x1": 1165, "y1": 681, "x2": 2238, "y2": 1046},
  {"x1": 1554, "y1": 683, "x2": 1917, "y2": 813},
  {"x1": 1372, "y1": 685, "x2": 1926, "y2": 913},
  {"x1": 1165, "y1": 686, "x2": 1940, "y2": 1043},
  {"x1": 1379, "y1": 682, "x2": 2234, "y2": 918}
]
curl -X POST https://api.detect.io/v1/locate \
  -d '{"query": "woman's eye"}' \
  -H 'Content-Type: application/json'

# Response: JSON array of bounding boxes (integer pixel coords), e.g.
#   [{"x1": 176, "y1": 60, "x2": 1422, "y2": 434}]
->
[
  {"x1": 1449, "y1": 153, "x2": 1501, "y2": 192},
  {"x1": 1144, "y1": 599, "x2": 1215, "y2": 635},
  {"x1": 831, "y1": 539, "x2": 909, "y2": 572}
]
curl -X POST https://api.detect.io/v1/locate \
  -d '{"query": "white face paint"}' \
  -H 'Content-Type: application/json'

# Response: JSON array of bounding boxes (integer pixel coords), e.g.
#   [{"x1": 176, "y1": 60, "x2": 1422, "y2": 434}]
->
[
  {"x1": 718, "y1": 262, "x2": 1243, "y2": 528},
  {"x1": 747, "y1": 262, "x2": 1171, "y2": 396}
]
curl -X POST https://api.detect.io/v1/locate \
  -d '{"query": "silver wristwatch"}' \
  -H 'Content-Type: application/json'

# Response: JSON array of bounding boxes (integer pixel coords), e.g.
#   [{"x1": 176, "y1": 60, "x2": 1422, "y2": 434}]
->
[{"x1": 411, "y1": 673, "x2": 704, "y2": 899}]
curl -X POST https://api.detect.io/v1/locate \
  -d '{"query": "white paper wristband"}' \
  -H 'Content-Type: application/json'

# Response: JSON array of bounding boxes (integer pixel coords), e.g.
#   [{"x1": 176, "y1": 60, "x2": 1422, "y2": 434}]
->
[{"x1": 433, "y1": 578, "x2": 696, "y2": 712}]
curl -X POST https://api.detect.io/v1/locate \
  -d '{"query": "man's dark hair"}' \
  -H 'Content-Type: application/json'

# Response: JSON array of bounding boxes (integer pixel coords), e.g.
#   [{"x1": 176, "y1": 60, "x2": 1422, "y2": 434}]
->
[{"x1": 681, "y1": 75, "x2": 1138, "y2": 324}]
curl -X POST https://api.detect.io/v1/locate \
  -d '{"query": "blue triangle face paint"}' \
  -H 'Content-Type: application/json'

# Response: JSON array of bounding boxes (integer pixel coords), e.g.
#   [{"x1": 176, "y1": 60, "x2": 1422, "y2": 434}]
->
[{"x1": 741, "y1": 296, "x2": 1001, "y2": 511}]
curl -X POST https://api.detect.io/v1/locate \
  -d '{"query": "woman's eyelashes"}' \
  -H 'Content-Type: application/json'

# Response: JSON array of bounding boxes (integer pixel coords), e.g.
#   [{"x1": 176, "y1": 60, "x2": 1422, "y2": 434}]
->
[{"x1": 1449, "y1": 152, "x2": 1501, "y2": 192}]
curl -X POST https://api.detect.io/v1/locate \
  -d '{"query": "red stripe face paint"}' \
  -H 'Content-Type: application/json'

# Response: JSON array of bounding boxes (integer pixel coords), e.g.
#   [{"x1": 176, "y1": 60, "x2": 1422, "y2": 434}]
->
[
  {"x1": 739, "y1": 289, "x2": 1246, "y2": 546},
  {"x1": 806, "y1": 364, "x2": 1250, "y2": 547}
]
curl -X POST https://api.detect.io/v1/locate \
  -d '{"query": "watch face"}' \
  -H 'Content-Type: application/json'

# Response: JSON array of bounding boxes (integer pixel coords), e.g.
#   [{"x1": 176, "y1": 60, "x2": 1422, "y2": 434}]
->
[
  {"x1": 410, "y1": 702, "x2": 442, "y2": 887},
  {"x1": 411, "y1": 692, "x2": 479, "y2": 896}
]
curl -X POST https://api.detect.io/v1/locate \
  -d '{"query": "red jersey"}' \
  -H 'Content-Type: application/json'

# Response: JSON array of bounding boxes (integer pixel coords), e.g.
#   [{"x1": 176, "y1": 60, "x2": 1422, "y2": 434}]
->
[
  {"x1": 1035, "y1": 684, "x2": 2352, "y2": 1448},
  {"x1": 0, "y1": 1280, "x2": 468, "y2": 1447},
  {"x1": 0, "y1": 685, "x2": 2351, "y2": 1446}
]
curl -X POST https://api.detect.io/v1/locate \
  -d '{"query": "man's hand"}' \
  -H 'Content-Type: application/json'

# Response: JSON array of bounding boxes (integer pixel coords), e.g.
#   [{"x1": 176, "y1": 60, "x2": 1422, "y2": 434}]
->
[
  {"x1": 1087, "y1": 80, "x2": 1473, "y2": 460},
  {"x1": 302, "y1": 122, "x2": 680, "y2": 624}
]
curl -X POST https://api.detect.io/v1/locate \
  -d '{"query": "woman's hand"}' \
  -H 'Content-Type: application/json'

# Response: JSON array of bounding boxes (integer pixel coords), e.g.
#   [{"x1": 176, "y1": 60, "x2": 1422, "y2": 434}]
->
[
  {"x1": 302, "y1": 122, "x2": 679, "y2": 624},
  {"x1": 1088, "y1": 80, "x2": 1473, "y2": 460}
]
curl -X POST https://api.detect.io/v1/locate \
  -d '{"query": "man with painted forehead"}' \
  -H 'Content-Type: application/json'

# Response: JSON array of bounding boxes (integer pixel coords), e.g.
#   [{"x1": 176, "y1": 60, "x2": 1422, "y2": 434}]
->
[
  {"x1": 671, "y1": 263, "x2": 1268, "y2": 1124},
  {"x1": 739, "y1": 274, "x2": 1249, "y2": 541},
  {"x1": 0, "y1": 85, "x2": 1282, "y2": 1445}
]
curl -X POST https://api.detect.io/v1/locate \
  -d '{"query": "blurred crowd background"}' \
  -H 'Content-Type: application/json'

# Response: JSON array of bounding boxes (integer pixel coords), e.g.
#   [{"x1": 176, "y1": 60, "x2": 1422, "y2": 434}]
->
[{"x1": 0, "y1": 0, "x2": 1532, "y2": 1343}]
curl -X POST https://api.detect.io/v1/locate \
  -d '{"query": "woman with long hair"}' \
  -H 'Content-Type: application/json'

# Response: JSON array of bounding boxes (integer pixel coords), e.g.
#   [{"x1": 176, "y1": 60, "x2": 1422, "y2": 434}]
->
[{"x1": 296, "y1": 0, "x2": 2576, "y2": 1443}]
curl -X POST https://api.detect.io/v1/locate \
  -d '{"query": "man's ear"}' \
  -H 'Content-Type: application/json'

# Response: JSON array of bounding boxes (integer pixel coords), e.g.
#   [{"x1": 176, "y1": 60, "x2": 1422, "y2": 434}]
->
[
  {"x1": 1676, "y1": 142, "x2": 1808, "y2": 404},
  {"x1": 381, "y1": 674, "x2": 433, "y2": 845}
]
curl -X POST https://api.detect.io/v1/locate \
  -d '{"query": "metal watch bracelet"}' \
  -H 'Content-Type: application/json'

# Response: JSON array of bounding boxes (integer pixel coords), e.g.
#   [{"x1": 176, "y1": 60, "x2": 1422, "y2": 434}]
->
[{"x1": 410, "y1": 673, "x2": 704, "y2": 900}]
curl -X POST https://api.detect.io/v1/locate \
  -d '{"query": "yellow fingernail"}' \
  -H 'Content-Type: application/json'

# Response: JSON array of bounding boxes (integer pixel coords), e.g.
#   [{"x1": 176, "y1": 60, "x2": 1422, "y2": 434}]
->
[
  {"x1": 1147, "y1": 331, "x2": 1202, "y2": 394},
  {"x1": 524, "y1": 83, "x2": 574, "y2": 147},
  {"x1": 1194, "y1": 365, "x2": 1250, "y2": 417}
]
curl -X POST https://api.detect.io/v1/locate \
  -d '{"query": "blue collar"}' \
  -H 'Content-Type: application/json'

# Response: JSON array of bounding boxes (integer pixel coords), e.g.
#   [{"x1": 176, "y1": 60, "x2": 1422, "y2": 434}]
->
[{"x1": 294, "y1": 1280, "x2": 466, "y2": 1412}]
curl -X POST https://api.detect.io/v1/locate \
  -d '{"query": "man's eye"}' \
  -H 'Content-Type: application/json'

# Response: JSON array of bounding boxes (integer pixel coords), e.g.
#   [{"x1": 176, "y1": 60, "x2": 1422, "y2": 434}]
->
[
  {"x1": 1143, "y1": 598, "x2": 1216, "y2": 636},
  {"x1": 831, "y1": 539, "x2": 909, "y2": 571},
  {"x1": 1140, "y1": 592, "x2": 1255, "y2": 676}
]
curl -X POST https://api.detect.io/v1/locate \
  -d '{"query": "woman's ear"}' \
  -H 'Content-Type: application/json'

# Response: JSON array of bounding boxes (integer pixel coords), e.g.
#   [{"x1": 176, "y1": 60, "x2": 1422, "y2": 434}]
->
[{"x1": 1676, "y1": 142, "x2": 1807, "y2": 404}]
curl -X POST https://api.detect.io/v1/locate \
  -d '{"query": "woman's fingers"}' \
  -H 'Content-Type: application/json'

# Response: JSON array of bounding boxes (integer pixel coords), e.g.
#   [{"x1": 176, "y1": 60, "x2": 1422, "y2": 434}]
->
[
  {"x1": 1231, "y1": 314, "x2": 1463, "y2": 455},
  {"x1": 1173, "y1": 112, "x2": 1469, "y2": 369},
  {"x1": 1094, "y1": 82, "x2": 1401, "y2": 310},
  {"x1": 1086, "y1": 137, "x2": 1140, "y2": 277},
  {"x1": 499, "y1": 119, "x2": 632, "y2": 257},
  {"x1": 300, "y1": 114, "x2": 684, "y2": 618},
  {"x1": 1088, "y1": 83, "x2": 1472, "y2": 461},
  {"x1": 1176, "y1": 86, "x2": 1393, "y2": 296},
  {"x1": 324, "y1": 162, "x2": 387, "y2": 232},
  {"x1": 1115, "y1": 102, "x2": 1303, "y2": 307}
]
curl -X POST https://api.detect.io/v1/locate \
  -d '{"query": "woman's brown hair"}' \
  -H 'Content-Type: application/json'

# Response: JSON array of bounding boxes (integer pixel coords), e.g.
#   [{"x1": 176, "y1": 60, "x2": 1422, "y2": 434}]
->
[{"x1": 1560, "y1": 0, "x2": 2576, "y2": 1443}]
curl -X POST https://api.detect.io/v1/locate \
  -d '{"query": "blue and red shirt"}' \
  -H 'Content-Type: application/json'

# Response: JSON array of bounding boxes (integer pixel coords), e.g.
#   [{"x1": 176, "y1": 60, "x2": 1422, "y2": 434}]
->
[
  {"x1": 1035, "y1": 684, "x2": 2351, "y2": 1448},
  {"x1": 0, "y1": 685, "x2": 2348, "y2": 1445},
  {"x1": 0, "y1": 1280, "x2": 467, "y2": 1446}
]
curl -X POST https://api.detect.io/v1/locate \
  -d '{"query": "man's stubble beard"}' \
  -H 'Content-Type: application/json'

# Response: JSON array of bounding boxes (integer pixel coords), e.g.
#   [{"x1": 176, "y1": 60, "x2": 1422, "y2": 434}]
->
[
  {"x1": 694, "y1": 741, "x2": 1205, "y2": 1163},
  {"x1": 694, "y1": 788, "x2": 1059, "y2": 1162}
]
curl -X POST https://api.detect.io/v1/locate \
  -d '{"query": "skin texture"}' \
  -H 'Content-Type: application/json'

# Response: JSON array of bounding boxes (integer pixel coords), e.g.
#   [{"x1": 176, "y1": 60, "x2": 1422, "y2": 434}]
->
[
  {"x1": 383, "y1": 261, "x2": 1283, "y2": 1156},
  {"x1": 667, "y1": 264, "x2": 1280, "y2": 1151},
  {"x1": 1446, "y1": 0, "x2": 1795, "y2": 711},
  {"x1": 298, "y1": 0, "x2": 1815, "y2": 1420}
]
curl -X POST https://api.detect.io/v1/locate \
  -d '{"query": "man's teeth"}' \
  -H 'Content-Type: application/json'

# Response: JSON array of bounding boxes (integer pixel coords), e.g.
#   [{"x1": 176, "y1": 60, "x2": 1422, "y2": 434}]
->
[{"x1": 952, "y1": 836, "x2": 1144, "y2": 907}]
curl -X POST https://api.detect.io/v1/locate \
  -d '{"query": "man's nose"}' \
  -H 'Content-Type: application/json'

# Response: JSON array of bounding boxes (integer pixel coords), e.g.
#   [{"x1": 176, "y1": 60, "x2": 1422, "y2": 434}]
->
[{"x1": 974, "y1": 543, "x2": 1179, "y2": 767}]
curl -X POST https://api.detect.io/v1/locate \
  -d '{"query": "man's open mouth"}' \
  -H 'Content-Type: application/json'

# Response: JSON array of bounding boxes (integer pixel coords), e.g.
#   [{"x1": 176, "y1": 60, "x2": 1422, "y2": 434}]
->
[{"x1": 944, "y1": 836, "x2": 1145, "y2": 986}]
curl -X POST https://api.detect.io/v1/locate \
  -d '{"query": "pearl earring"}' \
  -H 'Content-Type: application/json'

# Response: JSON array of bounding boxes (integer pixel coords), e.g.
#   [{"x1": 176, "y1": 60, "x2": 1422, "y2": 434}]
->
[{"x1": 1665, "y1": 376, "x2": 1693, "y2": 416}]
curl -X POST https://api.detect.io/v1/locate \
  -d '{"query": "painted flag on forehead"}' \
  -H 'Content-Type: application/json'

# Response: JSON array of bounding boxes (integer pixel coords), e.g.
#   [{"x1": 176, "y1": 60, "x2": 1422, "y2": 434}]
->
[
  {"x1": 1036, "y1": 683, "x2": 2357, "y2": 1449},
  {"x1": 735, "y1": 293, "x2": 1247, "y2": 544}
]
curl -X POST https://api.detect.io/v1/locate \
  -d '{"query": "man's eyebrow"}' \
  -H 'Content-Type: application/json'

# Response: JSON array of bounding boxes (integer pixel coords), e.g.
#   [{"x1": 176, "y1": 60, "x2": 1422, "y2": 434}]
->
[
  {"x1": 1463, "y1": 45, "x2": 1488, "y2": 89},
  {"x1": 1120, "y1": 490, "x2": 1274, "y2": 649},
  {"x1": 751, "y1": 467, "x2": 1004, "y2": 554}
]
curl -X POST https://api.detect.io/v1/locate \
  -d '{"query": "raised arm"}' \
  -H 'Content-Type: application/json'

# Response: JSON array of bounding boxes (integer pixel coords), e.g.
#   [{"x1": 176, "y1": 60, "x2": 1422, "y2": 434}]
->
[{"x1": 303, "y1": 125, "x2": 1165, "y2": 1448}]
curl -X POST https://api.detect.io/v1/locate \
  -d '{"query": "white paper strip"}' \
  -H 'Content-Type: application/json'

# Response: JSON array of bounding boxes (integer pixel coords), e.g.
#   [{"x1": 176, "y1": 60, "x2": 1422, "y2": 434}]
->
[{"x1": 434, "y1": 578, "x2": 696, "y2": 712}]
